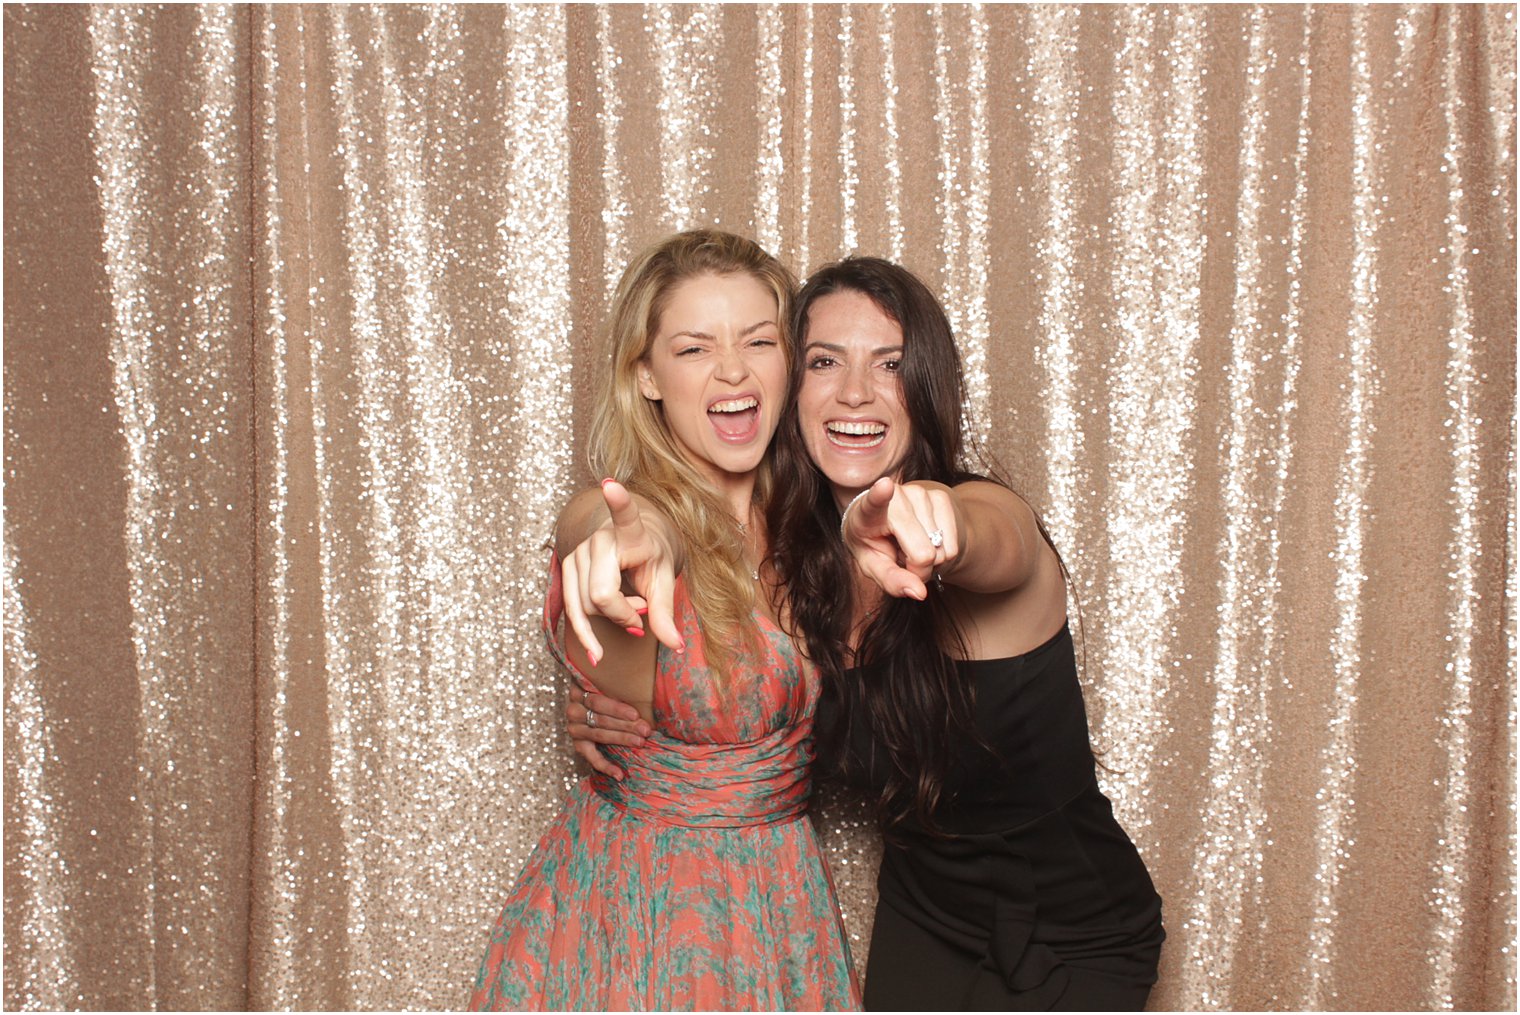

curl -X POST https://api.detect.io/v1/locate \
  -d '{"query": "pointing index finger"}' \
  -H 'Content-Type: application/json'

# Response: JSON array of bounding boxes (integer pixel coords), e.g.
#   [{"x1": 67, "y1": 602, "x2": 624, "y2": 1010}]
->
[{"x1": 643, "y1": 561, "x2": 685, "y2": 654}]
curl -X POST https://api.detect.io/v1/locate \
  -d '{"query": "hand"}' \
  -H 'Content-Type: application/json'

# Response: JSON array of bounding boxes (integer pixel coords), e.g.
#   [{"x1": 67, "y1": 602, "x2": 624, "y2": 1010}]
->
[
  {"x1": 561, "y1": 479, "x2": 684, "y2": 665},
  {"x1": 566, "y1": 684, "x2": 652, "y2": 782},
  {"x1": 840, "y1": 477, "x2": 960, "y2": 600}
]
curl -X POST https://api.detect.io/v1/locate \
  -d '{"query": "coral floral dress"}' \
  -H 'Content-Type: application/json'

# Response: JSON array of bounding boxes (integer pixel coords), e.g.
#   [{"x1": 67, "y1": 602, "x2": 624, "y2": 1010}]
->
[{"x1": 469, "y1": 563, "x2": 860, "y2": 1011}]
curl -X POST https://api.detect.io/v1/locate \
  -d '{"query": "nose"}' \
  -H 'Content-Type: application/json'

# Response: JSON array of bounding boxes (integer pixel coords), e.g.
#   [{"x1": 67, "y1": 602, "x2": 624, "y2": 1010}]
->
[
  {"x1": 715, "y1": 344, "x2": 749, "y2": 385},
  {"x1": 839, "y1": 362, "x2": 873, "y2": 406}
]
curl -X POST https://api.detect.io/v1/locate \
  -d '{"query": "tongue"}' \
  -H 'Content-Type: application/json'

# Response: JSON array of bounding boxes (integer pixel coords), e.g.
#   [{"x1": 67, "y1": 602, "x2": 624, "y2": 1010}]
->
[{"x1": 710, "y1": 406, "x2": 758, "y2": 437}]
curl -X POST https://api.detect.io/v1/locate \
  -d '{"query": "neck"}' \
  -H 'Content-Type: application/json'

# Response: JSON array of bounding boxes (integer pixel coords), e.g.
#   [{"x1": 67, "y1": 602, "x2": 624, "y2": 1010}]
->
[
  {"x1": 713, "y1": 471, "x2": 759, "y2": 528},
  {"x1": 677, "y1": 449, "x2": 760, "y2": 525},
  {"x1": 830, "y1": 482, "x2": 867, "y2": 513}
]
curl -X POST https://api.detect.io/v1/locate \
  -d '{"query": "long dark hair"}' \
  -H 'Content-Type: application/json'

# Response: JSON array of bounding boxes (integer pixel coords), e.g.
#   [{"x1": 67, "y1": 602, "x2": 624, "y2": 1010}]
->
[{"x1": 766, "y1": 257, "x2": 988, "y2": 832}]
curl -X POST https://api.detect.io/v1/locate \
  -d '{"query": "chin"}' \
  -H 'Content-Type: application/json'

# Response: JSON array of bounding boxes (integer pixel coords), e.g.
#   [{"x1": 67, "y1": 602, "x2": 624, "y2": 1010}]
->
[
  {"x1": 820, "y1": 465, "x2": 875, "y2": 493},
  {"x1": 715, "y1": 446, "x2": 766, "y2": 475}
]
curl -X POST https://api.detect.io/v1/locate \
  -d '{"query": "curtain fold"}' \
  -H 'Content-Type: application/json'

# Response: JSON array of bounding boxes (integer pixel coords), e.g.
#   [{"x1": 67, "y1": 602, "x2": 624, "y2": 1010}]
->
[{"x1": 4, "y1": 4, "x2": 1515, "y2": 1010}]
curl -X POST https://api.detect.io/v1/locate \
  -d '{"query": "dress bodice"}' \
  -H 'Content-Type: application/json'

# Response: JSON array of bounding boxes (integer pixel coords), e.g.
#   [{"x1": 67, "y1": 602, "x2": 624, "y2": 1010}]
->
[
  {"x1": 820, "y1": 621, "x2": 1096, "y2": 834},
  {"x1": 544, "y1": 558, "x2": 818, "y2": 829}
]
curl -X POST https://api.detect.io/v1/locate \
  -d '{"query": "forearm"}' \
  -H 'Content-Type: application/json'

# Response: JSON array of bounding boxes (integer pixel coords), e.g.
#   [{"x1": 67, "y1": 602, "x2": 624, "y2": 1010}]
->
[{"x1": 938, "y1": 481, "x2": 1041, "y2": 594}]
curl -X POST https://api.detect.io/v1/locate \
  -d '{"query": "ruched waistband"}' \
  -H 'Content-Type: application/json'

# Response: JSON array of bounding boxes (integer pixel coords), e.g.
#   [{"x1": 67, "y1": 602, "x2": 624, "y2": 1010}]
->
[{"x1": 590, "y1": 732, "x2": 813, "y2": 829}]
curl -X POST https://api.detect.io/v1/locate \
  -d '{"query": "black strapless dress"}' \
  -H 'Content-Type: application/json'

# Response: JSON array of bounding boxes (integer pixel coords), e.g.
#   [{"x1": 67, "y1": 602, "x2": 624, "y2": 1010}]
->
[{"x1": 817, "y1": 623, "x2": 1164, "y2": 1011}]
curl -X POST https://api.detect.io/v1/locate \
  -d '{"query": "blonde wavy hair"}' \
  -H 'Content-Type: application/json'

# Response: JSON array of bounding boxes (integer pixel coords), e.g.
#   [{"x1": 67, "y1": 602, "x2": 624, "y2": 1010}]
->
[{"x1": 588, "y1": 230, "x2": 796, "y2": 689}]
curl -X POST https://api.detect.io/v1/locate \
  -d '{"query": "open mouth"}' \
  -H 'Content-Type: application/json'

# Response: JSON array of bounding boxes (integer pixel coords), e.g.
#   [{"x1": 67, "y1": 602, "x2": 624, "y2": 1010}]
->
[
  {"x1": 826, "y1": 420, "x2": 886, "y2": 449},
  {"x1": 709, "y1": 396, "x2": 760, "y2": 441}
]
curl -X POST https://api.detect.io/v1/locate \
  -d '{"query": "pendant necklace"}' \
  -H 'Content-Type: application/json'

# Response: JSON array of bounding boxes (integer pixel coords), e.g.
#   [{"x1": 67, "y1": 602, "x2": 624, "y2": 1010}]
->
[{"x1": 737, "y1": 513, "x2": 760, "y2": 581}]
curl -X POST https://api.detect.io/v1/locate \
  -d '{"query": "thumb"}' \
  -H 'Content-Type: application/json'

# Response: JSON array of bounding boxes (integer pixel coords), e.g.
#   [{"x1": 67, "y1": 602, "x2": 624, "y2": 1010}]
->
[
  {"x1": 601, "y1": 479, "x2": 645, "y2": 544},
  {"x1": 848, "y1": 476, "x2": 897, "y2": 535}
]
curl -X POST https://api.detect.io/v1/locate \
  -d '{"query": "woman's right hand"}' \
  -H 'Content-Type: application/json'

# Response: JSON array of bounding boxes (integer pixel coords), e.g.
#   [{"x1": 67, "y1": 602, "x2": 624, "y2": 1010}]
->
[
  {"x1": 840, "y1": 476, "x2": 958, "y2": 600},
  {"x1": 566, "y1": 684, "x2": 652, "y2": 782},
  {"x1": 561, "y1": 479, "x2": 685, "y2": 665}
]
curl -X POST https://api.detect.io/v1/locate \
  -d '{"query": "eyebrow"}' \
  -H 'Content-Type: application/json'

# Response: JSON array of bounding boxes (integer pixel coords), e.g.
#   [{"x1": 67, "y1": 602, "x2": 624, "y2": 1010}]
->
[
  {"x1": 804, "y1": 341, "x2": 904, "y2": 357},
  {"x1": 667, "y1": 320, "x2": 778, "y2": 341}
]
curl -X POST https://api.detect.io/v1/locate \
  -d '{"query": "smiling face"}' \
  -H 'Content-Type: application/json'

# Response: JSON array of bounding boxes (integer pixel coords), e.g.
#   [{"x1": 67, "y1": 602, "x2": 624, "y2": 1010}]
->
[
  {"x1": 636, "y1": 272, "x2": 787, "y2": 490},
  {"x1": 797, "y1": 289, "x2": 913, "y2": 506}
]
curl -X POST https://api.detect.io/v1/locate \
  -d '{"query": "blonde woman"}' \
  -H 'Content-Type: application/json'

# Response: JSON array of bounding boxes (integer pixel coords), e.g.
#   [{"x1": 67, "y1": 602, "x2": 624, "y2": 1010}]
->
[{"x1": 469, "y1": 231, "x2": 859, "y2": 1011}]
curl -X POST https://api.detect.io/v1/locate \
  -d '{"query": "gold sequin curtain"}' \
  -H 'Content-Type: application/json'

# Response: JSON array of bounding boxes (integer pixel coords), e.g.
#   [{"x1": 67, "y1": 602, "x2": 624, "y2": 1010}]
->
[{"x1": 3, "y1": 4, "x2": 1514, "y2": 1010}]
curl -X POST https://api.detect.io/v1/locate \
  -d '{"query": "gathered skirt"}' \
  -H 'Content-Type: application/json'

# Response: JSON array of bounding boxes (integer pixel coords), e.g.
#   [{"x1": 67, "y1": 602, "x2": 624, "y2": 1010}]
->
[{"x1": 469, "y1": 781, "x2": 860, "y2": 1011}]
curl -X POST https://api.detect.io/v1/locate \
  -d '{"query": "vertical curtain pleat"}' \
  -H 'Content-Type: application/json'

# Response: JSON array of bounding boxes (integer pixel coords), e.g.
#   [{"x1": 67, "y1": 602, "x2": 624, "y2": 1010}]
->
[
  {"x1": 85, "y1": 4, "x2": 254, "y2": 1008},
  {"x1": 3, "y1": 4, "x2": 1514, "y2": 1010}
]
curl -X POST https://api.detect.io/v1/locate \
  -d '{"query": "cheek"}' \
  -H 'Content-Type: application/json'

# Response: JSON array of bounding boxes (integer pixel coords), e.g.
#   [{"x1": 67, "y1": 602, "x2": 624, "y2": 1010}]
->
[
  {"x1": 764, "y1": 364, "x2": 789, "y2": 399},
  {"x1": 798, "y1": 376, "x2": 825, "y2": 413}
]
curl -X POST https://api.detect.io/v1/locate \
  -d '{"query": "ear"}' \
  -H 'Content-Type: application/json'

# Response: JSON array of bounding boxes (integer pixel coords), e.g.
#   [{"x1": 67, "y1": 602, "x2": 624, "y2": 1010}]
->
[{"x1": 636, "y1": 360, "x2": 662, "y2": 401}]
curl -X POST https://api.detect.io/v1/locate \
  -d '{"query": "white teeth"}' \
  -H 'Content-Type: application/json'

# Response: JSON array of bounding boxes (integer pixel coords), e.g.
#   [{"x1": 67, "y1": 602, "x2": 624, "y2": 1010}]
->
[
  {"x1": 827, "y1": 420, "x2": 886, "y2": 435},
  {"x1": 709, "y1": 397, "x2": 758, "y2": 413}
]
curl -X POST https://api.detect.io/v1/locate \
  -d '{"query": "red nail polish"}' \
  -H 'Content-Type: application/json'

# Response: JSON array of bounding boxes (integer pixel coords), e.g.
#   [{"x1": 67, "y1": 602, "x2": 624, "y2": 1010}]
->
[
  {"x1": 601, "y1": 477, "x2": 615, "y2": 489},
  {"x1": 625, "y1": 625, "x2": 645, "y2": 637}
]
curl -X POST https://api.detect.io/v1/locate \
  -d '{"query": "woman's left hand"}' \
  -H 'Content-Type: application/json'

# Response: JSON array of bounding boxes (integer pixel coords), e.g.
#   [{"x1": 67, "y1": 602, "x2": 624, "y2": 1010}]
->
[
  {"x1": 566, "y1": 684, "x2": 651, "y2": 782},
  {"x1": 840, "y1": 477, "x2": 960, "y2": 600}
]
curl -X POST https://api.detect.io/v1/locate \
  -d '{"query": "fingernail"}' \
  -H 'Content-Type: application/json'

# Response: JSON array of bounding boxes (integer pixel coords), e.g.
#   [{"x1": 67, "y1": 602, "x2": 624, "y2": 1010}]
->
[
  {"x1": 600, "y1": 477, "x2": 615, "y2": 489},
  {"x1": 635, "y1": 605, "x2": 649, "y2": 615},
  {"x1": 588, "y1": 650, "x2": 600, "y2": 667},
  {"x1": 675, "y1": 641, "x2": 686, "y2": 655},
  {"x1": 624, "y1": 625, "x2": 645, "y2": 637}
]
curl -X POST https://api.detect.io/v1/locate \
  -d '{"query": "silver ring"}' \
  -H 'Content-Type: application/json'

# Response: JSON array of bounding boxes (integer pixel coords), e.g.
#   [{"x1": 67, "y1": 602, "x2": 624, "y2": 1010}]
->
[
  {"x1": 928, "y1": 529, "x2": 945, "y2": 548},
  {"x1": 585, "y1": 708, "x2": 598, "y2": 729}
]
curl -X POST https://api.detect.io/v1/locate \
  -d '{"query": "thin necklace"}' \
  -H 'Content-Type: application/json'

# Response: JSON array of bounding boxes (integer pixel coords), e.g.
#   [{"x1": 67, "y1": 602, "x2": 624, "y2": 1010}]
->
[{"x1": 736, "y1": 512, "x2": 760, "y2": 581}]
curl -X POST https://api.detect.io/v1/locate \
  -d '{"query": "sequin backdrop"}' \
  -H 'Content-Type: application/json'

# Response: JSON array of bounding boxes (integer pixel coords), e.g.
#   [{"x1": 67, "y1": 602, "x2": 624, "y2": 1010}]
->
[{"x1": 3, "y1": 4, "x2": 1515, "y2": 1010}]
